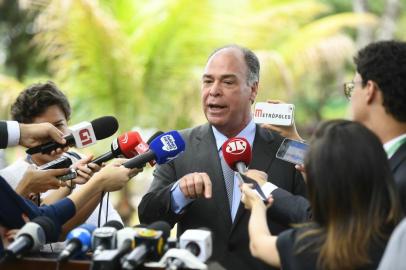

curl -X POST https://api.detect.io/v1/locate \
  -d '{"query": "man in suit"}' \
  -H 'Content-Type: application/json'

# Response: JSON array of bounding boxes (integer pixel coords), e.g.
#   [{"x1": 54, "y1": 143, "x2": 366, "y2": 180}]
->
[
  {"x1": 138, "y1": 45, "x2": 306, "y2": 270},
  {"x1": 347, "y1": 40, "x2": 406, "y2": 212}
]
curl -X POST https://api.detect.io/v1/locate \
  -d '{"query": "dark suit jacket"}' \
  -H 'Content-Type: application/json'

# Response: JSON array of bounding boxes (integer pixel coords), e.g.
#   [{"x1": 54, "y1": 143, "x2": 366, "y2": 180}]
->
[
  {"x1": 138, "y1": 123, "x2": 306, "y2": 270},
  {"x1": 390, "y1": 142, "x2": 406, "y2": 212},
  {"x1": 0, "y1": 121, "x2": 8, "y2": 149}
]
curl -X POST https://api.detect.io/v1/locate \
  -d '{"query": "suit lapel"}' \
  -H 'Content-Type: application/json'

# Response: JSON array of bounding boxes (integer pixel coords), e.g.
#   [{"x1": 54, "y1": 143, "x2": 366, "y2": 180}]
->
[
  {"x1": 230, "y1": 125, "x2": 276, "y2": 232},
  {"x1": 389, "y1": 142, "x2": 406, "y2": 172},
  {"x1": 195, "y1": 124, "x2": 232, "y2": 227}
]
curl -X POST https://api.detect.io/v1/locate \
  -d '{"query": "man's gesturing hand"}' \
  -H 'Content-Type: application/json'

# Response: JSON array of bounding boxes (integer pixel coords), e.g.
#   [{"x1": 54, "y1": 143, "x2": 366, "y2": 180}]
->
[{"x1": 179, "y1": 172, "x2": 212, "y2": 199}]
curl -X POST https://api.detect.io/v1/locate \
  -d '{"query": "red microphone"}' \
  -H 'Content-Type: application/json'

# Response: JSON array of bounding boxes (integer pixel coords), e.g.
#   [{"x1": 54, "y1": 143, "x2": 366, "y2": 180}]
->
[
  {"x1": 222, "y1": 137, "x2": 252, "y2": 173},
  {"x1": 222, "y1": 137, "x2": 268, "y2": 201},
  {"x1": 92, "y1": 131, "x2": 144, "y2": 165}
]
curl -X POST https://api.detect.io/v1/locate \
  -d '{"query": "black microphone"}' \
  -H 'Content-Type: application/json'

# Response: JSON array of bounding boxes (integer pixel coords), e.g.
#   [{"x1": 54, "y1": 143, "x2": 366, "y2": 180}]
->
[
  {"x1": 26, "y1": 116, "x2": 119, "y2": 155},
  {"x1": 3, "y1": 216, "x2": 59, "y2": 260},
  {"x1": 92, "y1": 220, "x2": 123, "y2": 257},
  {"x1": 121, "y1": 221, "x2": 171, "y2": 270}
]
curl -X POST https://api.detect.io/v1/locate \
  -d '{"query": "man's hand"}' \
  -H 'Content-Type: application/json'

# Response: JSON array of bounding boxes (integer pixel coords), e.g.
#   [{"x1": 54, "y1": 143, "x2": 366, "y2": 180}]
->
[
  {"x1": 19, "y1": 122, "x2": 67, "y2": 150},
  {"x1": 179, "y1": 172, "x2": 212, "y2": 199}
]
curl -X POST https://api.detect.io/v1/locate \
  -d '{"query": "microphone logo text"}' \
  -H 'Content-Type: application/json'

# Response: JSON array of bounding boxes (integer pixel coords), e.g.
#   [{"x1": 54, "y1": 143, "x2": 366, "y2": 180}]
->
[
  {"x1": 225, "y1": 139, "x2": 247, "y2": 155},
  {"x1": 161, "y1": 135, "x2": 178, "y2": 152}
]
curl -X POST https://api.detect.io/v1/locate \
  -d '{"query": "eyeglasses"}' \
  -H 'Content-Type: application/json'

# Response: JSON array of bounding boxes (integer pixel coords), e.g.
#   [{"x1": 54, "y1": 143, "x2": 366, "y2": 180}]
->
[{"x1": 343, "y1": 81, "x2": 363, "y2": 99}]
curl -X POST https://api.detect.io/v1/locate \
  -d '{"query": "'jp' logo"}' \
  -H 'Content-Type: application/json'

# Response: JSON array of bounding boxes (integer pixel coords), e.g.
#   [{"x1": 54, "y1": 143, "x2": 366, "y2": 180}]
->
[{"x1": 225, "y1": 139, "x2": 247, "y2": 155}]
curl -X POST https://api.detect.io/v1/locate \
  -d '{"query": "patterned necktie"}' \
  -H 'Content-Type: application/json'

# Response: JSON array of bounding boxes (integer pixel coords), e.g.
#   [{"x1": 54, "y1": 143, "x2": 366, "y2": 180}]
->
[{"x1": 220, "y1": 151, "x2": 235, "y2": 211}]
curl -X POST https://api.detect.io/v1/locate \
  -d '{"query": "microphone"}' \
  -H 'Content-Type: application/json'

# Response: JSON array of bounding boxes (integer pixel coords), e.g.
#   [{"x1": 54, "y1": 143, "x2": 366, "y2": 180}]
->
[
  {"x1": 179, "y1": 229, "x2": 212, "y2": 262},
  {"x1": 91, "y1": 227, "x2": 138, "y2": 270},
  {"x1": 92, "y1": 220, "x2": 123, "y2": 257},
  {"x1": 222, "y1": 137, "x2": 252, "y2": 173},
  {"x1": 121, "y1": 221, "x2": 171, "y2": 270},
  {"x1": 222, "y1": 137, "x2": 268, "y2": 201},
  {"x1": 4, "y1": 216, "x2": 59, "y2": 259},
  {"x1": 26, "y1": 116, "x2": 119, "y2": 155},
  {"x1": 57, "y1": 223, "x2": 96, "y2": 262},
  {"x1": 92, "y1": 131, "x2": 144, "y2": 165},
  {"x1": 38, "y1": 155, "x2": 73, "y2": 170},
  {"x1": 123, "y1": 131, "x2": 185, "y2": 169}
]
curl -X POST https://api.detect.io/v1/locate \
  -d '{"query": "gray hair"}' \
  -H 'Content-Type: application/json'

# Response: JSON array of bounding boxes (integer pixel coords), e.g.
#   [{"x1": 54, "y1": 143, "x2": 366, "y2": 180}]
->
[{"x1": 208, "y1": 44, "x2": 260, "y2": 86}]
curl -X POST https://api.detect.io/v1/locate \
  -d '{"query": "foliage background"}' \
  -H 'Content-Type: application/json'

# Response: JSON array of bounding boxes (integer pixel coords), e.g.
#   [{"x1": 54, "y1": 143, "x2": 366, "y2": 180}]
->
[{"x1": 0, "y1": 0, "x2": 405, "y2": 224}]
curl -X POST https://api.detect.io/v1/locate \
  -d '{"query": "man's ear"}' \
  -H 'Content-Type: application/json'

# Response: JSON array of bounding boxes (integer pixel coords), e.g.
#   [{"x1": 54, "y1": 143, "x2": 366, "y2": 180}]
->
[
  {"x1": 365, "y1": 80, "x2": 378, "y2": 104},
  {"x1": 250, "y1": 82, "x2": 258, "y2": 104}
]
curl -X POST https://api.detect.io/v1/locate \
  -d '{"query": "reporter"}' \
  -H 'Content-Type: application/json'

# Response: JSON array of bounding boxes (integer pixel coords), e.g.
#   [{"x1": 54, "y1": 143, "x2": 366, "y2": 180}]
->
[{"x1": 241, "y1": 120, "x2": 401, "y2": 270}]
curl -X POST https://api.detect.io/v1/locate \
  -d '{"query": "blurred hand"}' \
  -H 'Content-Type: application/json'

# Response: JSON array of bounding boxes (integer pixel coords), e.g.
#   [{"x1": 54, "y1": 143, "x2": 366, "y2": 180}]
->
[
  {"x1": 261, "y1": 100, "x2": 304, "y2": 141},
  {"x1": 244, "y1": 169, "x2": 268, "y2": 186},
  {"x1": 91, "y1": 159, "x2": 141, "y2": 192},
  {"x1": 72, "y1": 155, "x2": 100, "y2": 184},
  {"x1": 19, "y1": 123, "x2": 68, "y2": 152},
  {"x1": 16, "y1": 166, "x2": 69, "y2": 197},
  {"x1": 240, "y1": 183, "x2": 273, "y2": 210},
  {"x1": 295, "y1": 164, "x2": 307, "y2": 182},
  {"x1": 178, "y1": 172, "x2": 212, "y2": 199}
]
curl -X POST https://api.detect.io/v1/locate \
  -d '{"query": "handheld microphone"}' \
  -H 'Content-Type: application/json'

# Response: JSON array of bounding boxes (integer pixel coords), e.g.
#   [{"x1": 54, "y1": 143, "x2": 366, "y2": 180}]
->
[
  {"x1": 92, "y1": 131, "x2": 144, "y2": 165},
  {"x1": 222, "y1": 137, "x2": 252, "y2": 173},
  {"x1": 4, "y1": 216, "x2": 59, "y2": 259},
  {"x1": 26, "y1": 116, "x2": 119, "y2": 155},
  {"x1": 222, "y1": 137, "x2": 268, "y2": 201},
  {"x1": 38, "y1": 155, "x2": 73, "y2": 170},
  {"x1": 92, "y1": 220, "x2": 123, "y2": 257},
  {"x1": 58, "y1": 223, "x2": 96, "y2": 262},
  {"x1": 121, "y1": 221, "x2": 171, "y2": 270},
  {"x1": 123, "y1": 131, "x2": 185, "y2": 169},
  {"x1": 179, "y1": 229, "x2": 212, "y2": 262}
]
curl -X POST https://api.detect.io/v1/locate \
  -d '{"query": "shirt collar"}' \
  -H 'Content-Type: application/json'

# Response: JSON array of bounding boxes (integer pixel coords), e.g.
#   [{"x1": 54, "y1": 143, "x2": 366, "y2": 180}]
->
[
  {"x1": 383, "y1": 133, "x2": 406, "y2": 158},
  {"x1": 211, "y1": 119, "x2": 256, "y2": 152}
]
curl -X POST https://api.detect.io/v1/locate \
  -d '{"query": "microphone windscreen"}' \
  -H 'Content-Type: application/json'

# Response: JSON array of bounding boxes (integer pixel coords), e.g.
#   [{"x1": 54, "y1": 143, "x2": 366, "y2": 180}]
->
[
  {"x1": 32, "y1": 216, "x2": 60, "y2": 243},
  {"x1": 146, "y1": 131, "x2": 164, "y2": 145},
  {"x1": 147, "y1": 221, "x2": 171, "y2": 239},
  {"x1": 149, "y1": 131, "x2": 185, "y2": 165},
  {"x1": 103, "y1": 220, "x2": 124, "y2": 230},
  {"x1": 117, "y1": 131, "x2": 143, "y2": 158},
  {"x1": 222, "y1": 137, "x2": 252, "y2": 171},
  {"x1": 91, "y1": 116, "x2": 119, "y2": 140}
]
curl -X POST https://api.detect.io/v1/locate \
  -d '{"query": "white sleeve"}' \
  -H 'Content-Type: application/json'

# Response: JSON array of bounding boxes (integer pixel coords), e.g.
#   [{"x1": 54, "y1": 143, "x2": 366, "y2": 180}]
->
[{"x1": 6, "y1": 121, "x2": 20, "y2": 147}]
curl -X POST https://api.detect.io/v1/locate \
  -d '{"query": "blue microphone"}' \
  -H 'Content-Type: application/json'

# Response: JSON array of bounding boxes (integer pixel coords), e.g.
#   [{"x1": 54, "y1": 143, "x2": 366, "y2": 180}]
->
[
  {"x1": 123, "y1": 131, "x2": 185, "y2": 169},
  {"x1": 57, "y1": 223, "x2": 96, "y2": 262}
]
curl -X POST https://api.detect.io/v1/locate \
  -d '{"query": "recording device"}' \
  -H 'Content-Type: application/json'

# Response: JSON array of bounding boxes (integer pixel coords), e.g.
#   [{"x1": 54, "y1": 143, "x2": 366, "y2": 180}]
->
[
  {"x1": 254, "y1": 102, "x2": 295, "y2": 126},
  {"x1": 222, "y1": 137, "x2": 268, "y2": 201},
  {"x1": 123, "y1": 131, "x2": 185, "y2": 169},
  {"x1": 92, "y1": 220, "x2": 123, "y2": 257},
  {"x1": 3, "y1": 216, "x2": 59, "y2": 260},
  {"x1": 276, "y1": 138, "x2": 309, "y2": 165},
  {"x1": 26, "y1": 116, "x2": 119, "y2": 155},
  {"x1": 58, "y1": 223, "x2": 96, "y2": 262},
  {"x1": 57, "y1": 168, "x2": 78, "y2": 181},
  {"x1": 179, "y1": 229, "x2": 212, "y2": 262},
  {"x1": 121, "y1": 221, "x2": 171, "y2": 270}
]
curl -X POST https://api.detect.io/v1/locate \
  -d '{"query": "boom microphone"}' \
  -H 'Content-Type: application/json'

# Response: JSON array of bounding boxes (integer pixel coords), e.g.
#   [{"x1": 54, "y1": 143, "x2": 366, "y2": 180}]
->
[
  {"x1": 123, "y1": 131, "x2": 185, "y2": 169},
  {"x1": 26, "y1": 116, "x2": 119, "y2": 155},
  {"x1": 4, "y1": 216, "x2": 59, "y2": 259}
]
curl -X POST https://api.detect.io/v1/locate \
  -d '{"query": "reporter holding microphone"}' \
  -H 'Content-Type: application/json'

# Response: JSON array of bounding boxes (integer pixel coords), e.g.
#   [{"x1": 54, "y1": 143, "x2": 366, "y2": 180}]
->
[{"x1": 241, "y1": 120, "x2": 401, "y2": 270}]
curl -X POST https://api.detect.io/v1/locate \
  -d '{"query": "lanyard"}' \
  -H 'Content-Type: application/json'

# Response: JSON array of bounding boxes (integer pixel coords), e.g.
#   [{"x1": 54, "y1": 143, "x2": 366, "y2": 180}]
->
[{"x1": 387, "y1": 137, "x2": 406, "y2": 158}]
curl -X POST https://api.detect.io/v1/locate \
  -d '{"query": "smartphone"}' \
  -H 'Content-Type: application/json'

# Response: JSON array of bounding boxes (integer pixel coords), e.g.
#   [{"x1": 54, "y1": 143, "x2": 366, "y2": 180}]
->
[
  {"x1": 254, "y1": 102, "x2": 295, "y2": 126},
  {"x1": 276, "y1": 138, "x2": 309, "y2": 165},
  {"x1": 38, "y1": 156, "x2": 73, "y2": 170}
]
